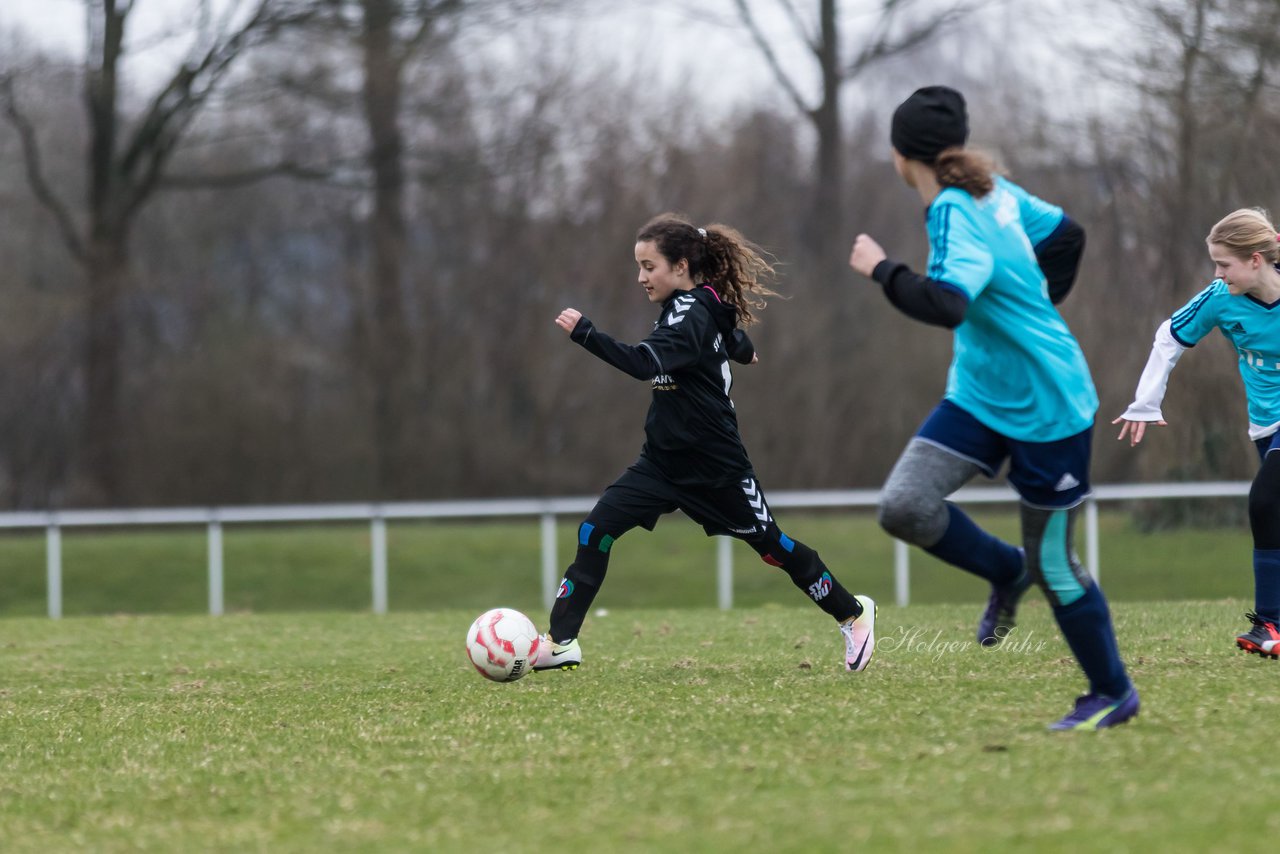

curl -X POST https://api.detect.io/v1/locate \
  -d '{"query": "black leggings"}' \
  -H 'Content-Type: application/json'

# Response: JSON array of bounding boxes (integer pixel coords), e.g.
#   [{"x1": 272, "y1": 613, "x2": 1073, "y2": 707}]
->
[
  {"x1": 1251, "y1": 448, "x2": 1280, "y2": 550},
  {"x1": 547, "y1": 499, "x2": 860, "y2": 642}
]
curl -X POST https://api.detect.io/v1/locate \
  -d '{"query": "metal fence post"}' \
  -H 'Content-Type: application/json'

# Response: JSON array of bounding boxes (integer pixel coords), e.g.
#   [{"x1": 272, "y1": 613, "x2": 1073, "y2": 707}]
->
[
  {"x1": 894, "y1": 539, "x2": 909, "y2": 608},
  {"x1": 541, "y1": 513, "x2": 557, "y2": 610},
  {"x1": 716, "y1": 537, "x2": 733, "y2": 610},
  {"x1": 1085, "y1": 496, "x2": 1100, "y2": 581},
  {"x1": 207, "y1": 518, "x2": 224, "y2": 616},
  {"x1": 46, "y1": 522, "x2": 61, "y2": 619},
  {"x1": 371, "y1": 516, "x2": 388, "y2": 615}
]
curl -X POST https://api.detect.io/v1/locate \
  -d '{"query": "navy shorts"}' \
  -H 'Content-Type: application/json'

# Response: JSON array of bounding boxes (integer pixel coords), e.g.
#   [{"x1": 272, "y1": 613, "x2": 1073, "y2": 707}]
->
[
  {"x1": 916, "y1": 399, "x2": 1093, "y2": 508},
  {"x1": 1255, "y1": 432, "x2": 1280, "y2": 463}
]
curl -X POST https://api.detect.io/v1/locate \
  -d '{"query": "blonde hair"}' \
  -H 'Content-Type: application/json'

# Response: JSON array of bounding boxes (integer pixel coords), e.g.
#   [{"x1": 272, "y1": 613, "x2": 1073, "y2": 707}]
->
[{"x1": 1207, "y1": 208, "x2": 1280, "y2": 264}]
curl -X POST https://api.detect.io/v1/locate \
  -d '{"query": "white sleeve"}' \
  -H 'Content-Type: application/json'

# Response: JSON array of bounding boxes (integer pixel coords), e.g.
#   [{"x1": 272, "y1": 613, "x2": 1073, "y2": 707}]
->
[{"x1": 1120, "y1": 319, "x2": 1187, "y2": 421}]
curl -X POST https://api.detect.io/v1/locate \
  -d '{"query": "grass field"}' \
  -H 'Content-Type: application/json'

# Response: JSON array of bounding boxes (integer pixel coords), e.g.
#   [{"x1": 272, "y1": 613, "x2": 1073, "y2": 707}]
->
[
  {"x1": 0, "y1": 510, "x2": 1268, "y2": 850},
  {"x1": 1, "y1": 601, "x2": 1275, "y2": 852}
]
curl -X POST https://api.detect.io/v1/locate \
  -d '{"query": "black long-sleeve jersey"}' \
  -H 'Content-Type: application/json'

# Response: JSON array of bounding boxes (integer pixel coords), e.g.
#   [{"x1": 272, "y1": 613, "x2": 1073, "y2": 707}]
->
[{"x1": 570, "y1": 285, "x2": 758, "y2": 487}]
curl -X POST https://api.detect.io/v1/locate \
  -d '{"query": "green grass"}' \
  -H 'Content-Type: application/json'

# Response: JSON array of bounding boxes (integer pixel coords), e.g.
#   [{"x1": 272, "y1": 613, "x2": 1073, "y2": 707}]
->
[
  {"x1": 0, "y1": 509, "x2": 1262, "y2": 617},
  {"x1": 0, "y1": 602, "x2": 1274, "y2": 852}
]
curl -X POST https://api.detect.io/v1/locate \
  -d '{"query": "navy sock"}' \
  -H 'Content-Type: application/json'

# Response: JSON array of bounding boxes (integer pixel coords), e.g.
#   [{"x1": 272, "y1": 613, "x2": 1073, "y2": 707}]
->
[
  {"x1": 925, "y1": 503, "x2": 1023, "y2": 585},
  {"x1": 1052, "y1": 583, "x2": 1130, "y2": 698},
  {"x1": 1254, "y1": 549, "x2": 1280, "y2": 624}
]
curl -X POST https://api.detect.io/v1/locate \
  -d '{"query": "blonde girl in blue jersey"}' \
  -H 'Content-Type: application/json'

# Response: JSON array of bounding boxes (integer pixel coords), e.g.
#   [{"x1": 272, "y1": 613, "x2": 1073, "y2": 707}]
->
[
  {"x1": 847, "y1": 86, "x2": 1137, "y2": 731},
  {"x1": 1116, "y1": 208, "x2": 1280, "y2": 658}
]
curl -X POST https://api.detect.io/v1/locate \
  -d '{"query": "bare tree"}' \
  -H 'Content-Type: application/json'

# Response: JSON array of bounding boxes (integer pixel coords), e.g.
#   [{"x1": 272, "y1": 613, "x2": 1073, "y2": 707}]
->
[
  {"x1": 358, "y1": 0, "x2": 465, "y2": 497},
  {"x1": 731, "y1": 0, "x2": 983, "y2": 266},
  {"x1": 1, "y1": 0, "x2": 305, "y2": 502},
  {"x1": 271, "y1": 0, "x2": 565, "y2": 498}
]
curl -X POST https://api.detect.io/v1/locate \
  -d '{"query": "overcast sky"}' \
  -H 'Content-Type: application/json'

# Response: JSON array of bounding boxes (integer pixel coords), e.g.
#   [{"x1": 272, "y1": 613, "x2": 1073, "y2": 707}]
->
[
  {"x1": 0, "y1": 0, "x2": 790, "y2": 99},
  {"x1": 0, "y1": 0, "x2": 1126, "y2": 129}
]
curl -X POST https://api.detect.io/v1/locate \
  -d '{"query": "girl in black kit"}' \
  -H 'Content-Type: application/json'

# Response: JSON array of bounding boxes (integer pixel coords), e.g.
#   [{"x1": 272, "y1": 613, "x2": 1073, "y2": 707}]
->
[{"x1": 534, "y1": 213, "x2": 876, "y2": 673}]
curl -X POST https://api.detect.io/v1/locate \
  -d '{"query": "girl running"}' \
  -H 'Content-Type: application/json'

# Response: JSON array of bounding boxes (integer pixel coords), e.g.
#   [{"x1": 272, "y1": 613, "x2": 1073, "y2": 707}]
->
[
  {"x1": 1116, "y1": 207, "x2": 1280, "y2": 658},
  {"x1": 535, "y1": 214, "x2": 876, "y2": 674},
  {"x1": 847, "y1": 86, "x2": 1137, "y2": 730}
]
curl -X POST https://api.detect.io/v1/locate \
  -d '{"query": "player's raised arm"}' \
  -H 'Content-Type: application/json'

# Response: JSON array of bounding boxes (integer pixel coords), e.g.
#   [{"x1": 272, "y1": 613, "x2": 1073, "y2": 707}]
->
[
  {"x1": 1112, "y1": 416, "x2": 1166, "y2": 447},
  {"x1": 1113, "y1": 318, "x2": 1187, "y2": 446},
  {"x1": 849, "y1": 228, "x2": 975, "y2": 330},
  {"x1": 554, "y1": 308, "x2": 581, "y2": 334},
  {"x1": 555, "y1": 306, "x2": 662, "y2": 380}
]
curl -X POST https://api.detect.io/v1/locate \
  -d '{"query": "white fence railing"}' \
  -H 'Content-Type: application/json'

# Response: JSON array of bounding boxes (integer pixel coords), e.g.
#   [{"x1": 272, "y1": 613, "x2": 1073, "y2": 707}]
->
[{"x1": 3, "y1": 481, "x2": 1251, "y2": 618}]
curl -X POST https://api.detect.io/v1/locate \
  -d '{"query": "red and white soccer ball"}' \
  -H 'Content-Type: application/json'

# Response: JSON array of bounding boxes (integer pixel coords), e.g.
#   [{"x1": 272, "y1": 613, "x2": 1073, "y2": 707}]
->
[{"x1": 465, "y1": 607, "x2": 541, "y2": 682}]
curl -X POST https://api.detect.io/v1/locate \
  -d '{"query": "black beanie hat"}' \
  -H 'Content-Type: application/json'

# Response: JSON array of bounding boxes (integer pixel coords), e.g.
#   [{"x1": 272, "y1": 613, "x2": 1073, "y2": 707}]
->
[{"x1": 890, "y1": 86, "x2": 969, "y2": 163}]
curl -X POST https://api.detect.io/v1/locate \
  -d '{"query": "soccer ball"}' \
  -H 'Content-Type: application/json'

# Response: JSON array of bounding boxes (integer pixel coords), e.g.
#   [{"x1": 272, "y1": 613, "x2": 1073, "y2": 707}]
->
[{"x1": 465, "y1": 607, "x2": 541, "y2": 682}]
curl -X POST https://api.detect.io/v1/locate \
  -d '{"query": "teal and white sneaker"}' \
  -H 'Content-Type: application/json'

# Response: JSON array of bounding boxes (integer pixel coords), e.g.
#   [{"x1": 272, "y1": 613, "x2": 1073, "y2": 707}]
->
[
  {"x1": 840, "y1": 595, "x2": 877, "y2": 672},
  {"x1": 532, "y1": 635, "x2": 582, "y2": 672}
]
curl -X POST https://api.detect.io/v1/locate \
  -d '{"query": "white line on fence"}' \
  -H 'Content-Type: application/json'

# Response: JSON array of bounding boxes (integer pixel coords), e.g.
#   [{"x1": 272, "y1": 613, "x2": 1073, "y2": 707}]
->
[
  {"x1": 540, "y1": 513, "x2": 558, "y2": 609},
  {"x1": 8, "y1": 481, "x2": 1251, "y2": 618},
  {"x1": 208, "y1": 520, "x2": 224, "y2": 617},
  {"x1": 46, "y1": 524, "x2": 61, "y2": 620},
  {"x1": 371, "y1": 515, "x2": 388, "y2": 616}
]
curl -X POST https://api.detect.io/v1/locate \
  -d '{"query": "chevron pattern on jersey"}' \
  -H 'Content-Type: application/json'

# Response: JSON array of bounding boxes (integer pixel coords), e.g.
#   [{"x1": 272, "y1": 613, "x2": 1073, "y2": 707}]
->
[
  {"x1": 741, "y1": 477, "x2": 772, "y2": 524},
  {"x1": 666, "y1": 295, "x2": 696, "y2": 327}
]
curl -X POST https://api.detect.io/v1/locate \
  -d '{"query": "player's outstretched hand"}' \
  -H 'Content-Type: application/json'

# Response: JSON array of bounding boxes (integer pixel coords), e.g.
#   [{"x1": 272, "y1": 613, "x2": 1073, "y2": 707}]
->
[
  {"x1": 1112, "y1": 416, "x2": 1166, "y2": 447},
  {"x1": 555, "y1": 308, "x2": 582, "y2": 335},
  {"x1": 848, "y1": 234, "x2": 886, "y2": 278},
  {"x1": 750, "y1": 352, "x2": 759, "y2": 365}
]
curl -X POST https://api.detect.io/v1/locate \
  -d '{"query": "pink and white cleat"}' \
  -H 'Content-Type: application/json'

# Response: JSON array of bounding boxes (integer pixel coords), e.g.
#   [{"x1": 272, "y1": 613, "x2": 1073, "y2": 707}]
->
[{"x1": 840, "y1": 595, "x2": 877, "y2": 672}]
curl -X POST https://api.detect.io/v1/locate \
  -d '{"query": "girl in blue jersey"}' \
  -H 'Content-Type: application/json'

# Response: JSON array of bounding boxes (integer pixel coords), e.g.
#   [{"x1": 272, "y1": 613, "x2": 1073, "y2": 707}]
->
[
  {"x1": 1116, "y1": 208, "x2": 1280, "y2": 658},
  {"x1": 847, "y1": 86, "x2": 1137, "y2": 731}
]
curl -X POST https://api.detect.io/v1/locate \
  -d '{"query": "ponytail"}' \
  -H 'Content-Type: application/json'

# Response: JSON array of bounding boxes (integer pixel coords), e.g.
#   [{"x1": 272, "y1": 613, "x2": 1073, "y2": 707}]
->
[
  {"x1": 934, "y1": 147, "x2": 996, "y2": 197},
  {"x1": 636, "y1": 214, "x2": 780, "y2": 327},
  {"x1": 701, "y1": 224, "x2": 779, "y2": 327}
]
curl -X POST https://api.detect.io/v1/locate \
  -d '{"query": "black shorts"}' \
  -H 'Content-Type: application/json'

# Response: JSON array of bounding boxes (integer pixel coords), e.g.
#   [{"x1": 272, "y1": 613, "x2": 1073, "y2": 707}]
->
[{"x1": 598, "y1": 457, "x2": 774, "y2": 538}]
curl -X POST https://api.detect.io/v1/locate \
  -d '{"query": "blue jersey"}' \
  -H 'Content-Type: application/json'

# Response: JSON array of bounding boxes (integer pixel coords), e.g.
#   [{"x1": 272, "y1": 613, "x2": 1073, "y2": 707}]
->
[
  {"x1": 925, "y1": 176, "x2": 1098, "y2": 441},
  {"x1": 1169, "y1": 278, "x2": 1280, "y2": 432}
]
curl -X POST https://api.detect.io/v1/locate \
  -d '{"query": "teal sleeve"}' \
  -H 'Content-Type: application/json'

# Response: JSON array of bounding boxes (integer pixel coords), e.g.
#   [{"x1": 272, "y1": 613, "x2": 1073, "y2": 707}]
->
[
  {"x1": 1000, "y1": 177, "x2": 1064, "y2": 247},
  {"x1": 1168, "y1": 283, "x2": 1222, "y2": 347},
  {"x1": 925, "y1": 201, "x2": 994, "y2": 300}
]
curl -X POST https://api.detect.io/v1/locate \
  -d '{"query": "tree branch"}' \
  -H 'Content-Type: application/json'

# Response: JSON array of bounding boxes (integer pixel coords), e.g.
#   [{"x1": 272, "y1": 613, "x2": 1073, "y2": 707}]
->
[
  {"x1": 773, "y1": 0, "x2": 817, "y2": 53},
  {"x1": 0, "y1": 75, "x2": 86, "y2": 264},
  {"x1": 387, "y1": 0, "x2": 467, "y2": 68},
  {"x1": 158, "y1": 159, "x2": 342, "y2": 189},
  {"x1": 732, "y1": 0, "x2": 814, "y2": 118},
  {"x1": 845, "y1": 0, "x2": 987, "y2": 78},
  {"x1": 1220, "y1": 4, "x2": 1280, "y2": 201},
  {"x1": 118, "y1": 0, "x2": 315, "y2": 217}
]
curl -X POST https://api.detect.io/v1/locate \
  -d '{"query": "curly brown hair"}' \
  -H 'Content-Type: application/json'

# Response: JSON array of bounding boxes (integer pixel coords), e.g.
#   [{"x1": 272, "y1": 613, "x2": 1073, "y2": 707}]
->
[{"x1": 635, "y1": 213, "x2": 780, "y2": 327}]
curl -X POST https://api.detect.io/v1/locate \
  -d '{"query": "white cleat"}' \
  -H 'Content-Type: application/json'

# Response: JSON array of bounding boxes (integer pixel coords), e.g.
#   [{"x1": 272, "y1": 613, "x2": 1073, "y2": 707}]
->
[
  {"x1": 840, "y1": 595, "x2": 877, "y2": 672},
  {"x1": 532, "y1": 635, "x2": 582, "y2": 672}
]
